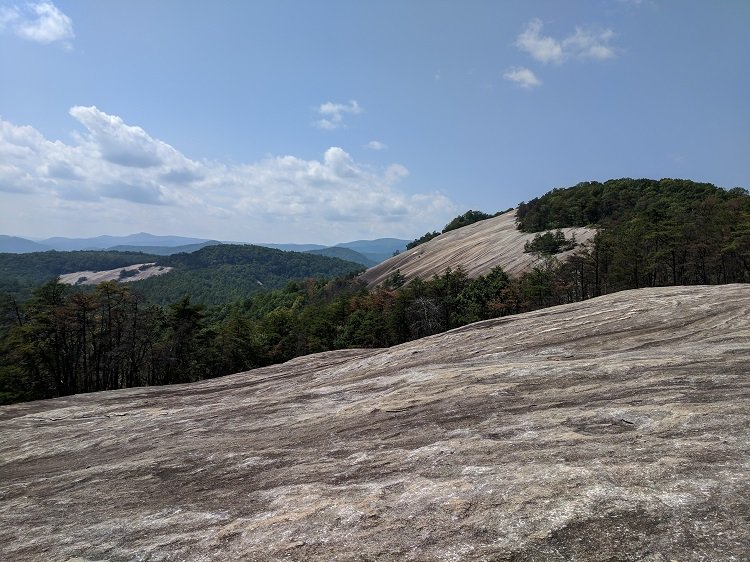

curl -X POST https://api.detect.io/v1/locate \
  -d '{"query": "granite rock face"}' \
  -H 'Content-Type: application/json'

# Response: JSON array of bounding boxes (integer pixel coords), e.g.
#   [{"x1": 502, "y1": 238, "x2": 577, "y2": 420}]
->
[
  {"x1": 58, "y1": 263, "x2": 173, "y2": 285},
  {"x1": 360, "y1": 210, "x2": 595, "y2": 288},
  {"x1": 1, "y1": 285, "x2": 748, "y2": 561}
]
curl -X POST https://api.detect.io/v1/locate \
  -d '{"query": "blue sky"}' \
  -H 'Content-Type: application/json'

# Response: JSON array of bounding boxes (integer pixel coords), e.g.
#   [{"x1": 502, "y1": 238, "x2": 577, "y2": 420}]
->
[{"x1": 1, "y1": 0, "x2": 748, "y2": 244}]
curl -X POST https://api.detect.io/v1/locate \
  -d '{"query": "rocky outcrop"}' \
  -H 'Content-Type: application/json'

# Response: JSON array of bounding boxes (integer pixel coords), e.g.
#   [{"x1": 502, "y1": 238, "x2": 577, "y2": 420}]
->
[
  {"x1": 1, "y1": 285, "x2": 748, "y2": 561},
  {"x1": 360, "y1": 210, "x2": 595, "y2": 288},
  {"x1": 58, "y1": 263, "x2": 173, "y2": 285}
]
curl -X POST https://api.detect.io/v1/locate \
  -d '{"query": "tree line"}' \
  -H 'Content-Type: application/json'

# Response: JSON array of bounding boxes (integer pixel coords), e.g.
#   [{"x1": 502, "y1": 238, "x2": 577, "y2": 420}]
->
[{"x1": 0, "y1": 266, "x2": 522, "y2": 404}]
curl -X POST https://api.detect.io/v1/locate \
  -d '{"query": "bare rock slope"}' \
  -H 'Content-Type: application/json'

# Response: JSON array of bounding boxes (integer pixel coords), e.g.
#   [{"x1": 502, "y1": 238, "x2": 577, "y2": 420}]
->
[
  {"x1": 360, "y1": 210, "x2": 595, "y2": 288},
  {"x1": 58, "y1": 263, "x2": 173, "y2": 285},
  {"x1": 1, "y1": 285, "x2": 749, "y2": 561}
]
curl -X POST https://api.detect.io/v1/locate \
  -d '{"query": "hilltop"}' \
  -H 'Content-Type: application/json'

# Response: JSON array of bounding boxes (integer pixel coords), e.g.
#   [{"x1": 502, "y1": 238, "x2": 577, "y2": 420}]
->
[
  {"x1": 1, "y1": 284, "x2": 748, "y2": 561},
  {"x1": 0, "y1": 236, "x2": 52, "y2": 254},
  {"x1": 133, "y1": 244, "x2": 365, "y2": 305},
  {"x1": 364, "y1": 178, "x2": 750, "y2": 291}
]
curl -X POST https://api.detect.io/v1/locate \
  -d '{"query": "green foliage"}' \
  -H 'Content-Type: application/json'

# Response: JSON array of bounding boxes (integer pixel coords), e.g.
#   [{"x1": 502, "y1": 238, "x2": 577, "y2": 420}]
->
[
  {"x1": 0, "y1": 266, "x2": 520, "y2": 403},
  {"x1": 130, "y1": 244, "x2": 365, "y2": 305},
  {"x1": 516, "y1": 178, "x2": 737, "y2": 231},
  {"x1": 0, "y1": 281, "x2": 165, "y2": 401},
  {"x1": 517, "y1": 178, "x2": 750, "y2": 290},
  {"x1": 524, "y1": 230, "x2": 577, "y2": 255},
  {"x1": 406, "y1": 231, "x2": 440, "y2": 250},
  {"x1": 0, "y1": 250, "x2": 159, "y2": 301},
  {"x1": 0, "y1": 245, "x2": 365, "y2": 307},
  {"x1": 442, "y1": 210, "x2": 496, "y2": 233},
  {"x1": 383, "y1": 270, "x2": 407, "y2": 290}
]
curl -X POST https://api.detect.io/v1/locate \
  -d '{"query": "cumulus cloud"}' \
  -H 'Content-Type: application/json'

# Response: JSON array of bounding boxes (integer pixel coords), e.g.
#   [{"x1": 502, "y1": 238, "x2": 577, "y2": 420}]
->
[
  {"x1": 515, "y1": 18, "x2": 616, "y2": 64},
  {"x1": 69, "y1": 106, "x2": 181, "y2": 168},
  {"x1": 515, "y1": 19, "x2": 564, "y2": 64},
  {"x1": 503, "y1": 66, "x2": 542, "y2": 89},
  {"x1": 314, "y1": 100, "x2": 362, "y2": 130},
  {"x1": 0, "y1": 109, "x2": 456, "y2": 242},
  {"x1": 365, "y1": 140, "x2": 387, "y2": 151},
  {"x1": 0, "y1": 1, "x2": 74, "y2": 48}
]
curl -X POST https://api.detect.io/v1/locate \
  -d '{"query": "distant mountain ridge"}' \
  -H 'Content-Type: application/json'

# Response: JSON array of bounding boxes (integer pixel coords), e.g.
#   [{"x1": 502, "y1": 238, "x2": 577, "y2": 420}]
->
[
  {"x1": 3, "y1": 234, "x2": 408, "y2": 265},
  {"x1": 106, "y1": 241, "x2": 222, "y2": 255},
  {"x1": 0, "y1": 236, "x2": 53, "y2": 254},
  {"x1": 260, "y1": 238, "x2": 408, "y2": 264},
  {"x1": 333, "y1": 238, "x2": 408, "y2": 264},
  {"x1": 257, "y1": 243, "x2": 327, "y2": 252},
  {"x1": 305, "y1": 247, "x2": 376, "y2": 267},
  {"x1": 39, "y1": 233, "x2": 212, "y2": 251}
]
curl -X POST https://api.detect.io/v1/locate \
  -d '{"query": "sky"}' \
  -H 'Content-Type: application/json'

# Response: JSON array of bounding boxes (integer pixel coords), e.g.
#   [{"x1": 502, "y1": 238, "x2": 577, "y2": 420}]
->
[{"x1": 0, "y1": 1, "x2": 748, "y2": 245}]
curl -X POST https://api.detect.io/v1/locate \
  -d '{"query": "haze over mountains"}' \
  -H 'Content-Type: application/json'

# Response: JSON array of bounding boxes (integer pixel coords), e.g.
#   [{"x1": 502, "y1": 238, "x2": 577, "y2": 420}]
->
[
  {"x1": 0, "y1": 233, "x2": 406, "y2": 267},
  {"x1": 0, "y1": 233, "x2": 211, "y2": 253}
]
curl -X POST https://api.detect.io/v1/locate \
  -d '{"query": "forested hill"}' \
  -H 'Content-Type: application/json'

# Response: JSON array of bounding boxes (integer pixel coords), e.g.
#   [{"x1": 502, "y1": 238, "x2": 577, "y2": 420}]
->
[
  {"x1": 129, "y1": 244, "x2": 365, "y2": 305},
  {"x1": 517, "y1": 178, "x2": 748, "y2": 231},
  {"x1": 0, "y1": 245, "x2": 365, "y2": 305},
  {"x1": 517, "y1": 178, "x2": 750, "y2": 289},
  {"x1": 0, "y1": 250, "x2": 160, "y2": 300}
]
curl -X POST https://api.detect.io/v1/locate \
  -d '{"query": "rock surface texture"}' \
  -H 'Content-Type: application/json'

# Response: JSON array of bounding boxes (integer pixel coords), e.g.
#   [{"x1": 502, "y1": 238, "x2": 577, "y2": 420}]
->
[
  {"x1": 360, "y1": 210, "x2": 595, "y2": 288},
  {"x1": 1, "y1": 285, "x2": 749, "y2": 561},
  {"x1": 58, "y1": 263, "x2": 173, "y2": 285}
]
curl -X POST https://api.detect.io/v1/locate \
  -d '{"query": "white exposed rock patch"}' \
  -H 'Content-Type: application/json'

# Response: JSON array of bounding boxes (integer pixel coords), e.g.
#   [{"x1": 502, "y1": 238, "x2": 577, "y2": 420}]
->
[
  {"x1": 57, "y1": 262, "x2": 173, "y2": 285},
  {"x1": 361, "y1": 210, "x2": 596, "y2": 287},
  {"x1": 0, "y1": 285, "x2": 748, "y2": 561}
]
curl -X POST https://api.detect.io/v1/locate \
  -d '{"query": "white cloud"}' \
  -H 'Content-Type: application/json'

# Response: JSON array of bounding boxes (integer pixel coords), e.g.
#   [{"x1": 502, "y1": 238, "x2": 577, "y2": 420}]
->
[
  {"x1": 0, "y1": 1, "x2": 74, "y2": 48},
  {"x1": 564, "y1": 27, "x2": 616, "y2": 60},
  {"x1": 314, "y1": 100, "x2": 362, "y2": 130},
  {"x1": 515, "y1": 18, "x2": 616, "y2": 64},
  {"x1": 365, "y1": 140, "x2": 387, "y2": 151},
  {"x1": 0, "y1": 109, "x2": 456, "y2": 242},
  {"x1": 516, "y1": 19, "x2": 565, "y2": 64},
  {"x1": 385, "y1": 164, "x2": 409, "y2": 183},
  {"x1": 69, "y1": 106, "x2": 182, "y2": 168},
  {"x1": 503, "y1": 66, "x2": 542, "y2": 89}
]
